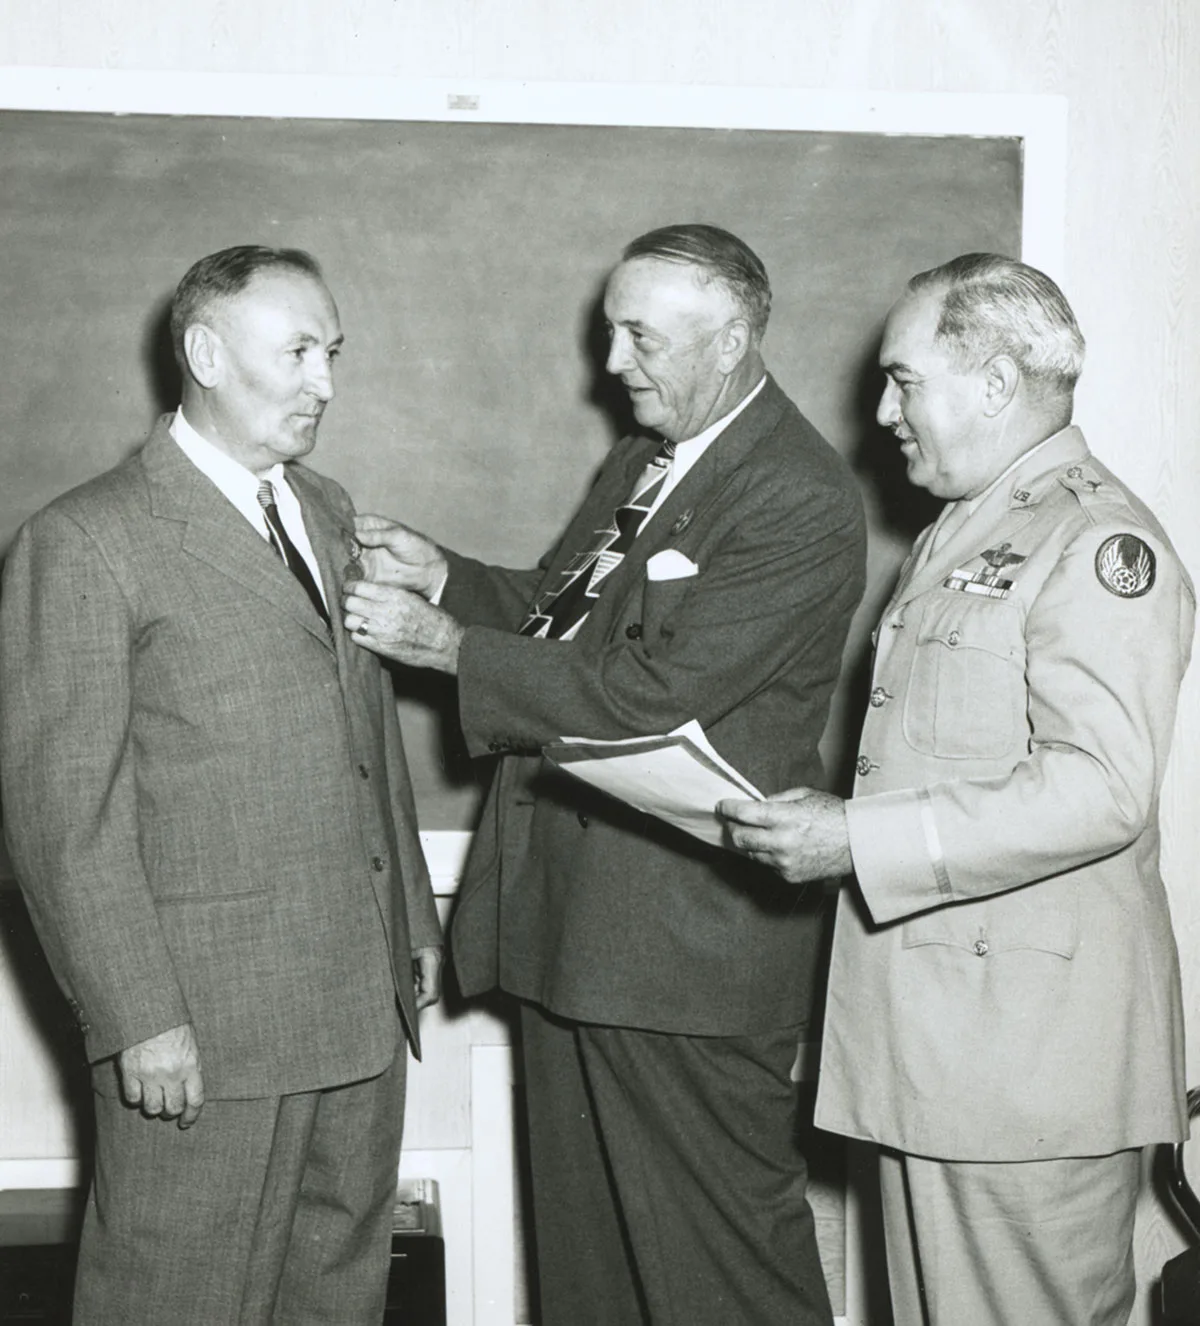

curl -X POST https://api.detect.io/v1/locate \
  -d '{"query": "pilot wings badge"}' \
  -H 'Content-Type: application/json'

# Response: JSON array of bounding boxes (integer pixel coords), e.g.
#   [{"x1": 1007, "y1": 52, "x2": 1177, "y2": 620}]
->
[
  {"x1": 980, "y1": 543, "x2": 1026, "y2": 570},
  {"x1": 1095, "y1": 533, "x2": 1156, "y2": 598}
]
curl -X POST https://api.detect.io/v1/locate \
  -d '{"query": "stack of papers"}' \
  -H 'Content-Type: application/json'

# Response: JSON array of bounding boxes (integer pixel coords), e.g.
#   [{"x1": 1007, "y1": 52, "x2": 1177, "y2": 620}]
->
[{"x1": 543, "y1": 720, "x2": 762, "y2": 847}]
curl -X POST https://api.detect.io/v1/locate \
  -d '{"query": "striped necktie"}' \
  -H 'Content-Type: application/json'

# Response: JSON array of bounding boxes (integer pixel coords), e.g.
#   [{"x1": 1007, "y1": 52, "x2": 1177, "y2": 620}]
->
[
  {"x1": 256, "y1": 481, "x2": 330, "y2": 628},
  {"x1": 520, "y1": 440, "x2": 676, "y2": 640}
]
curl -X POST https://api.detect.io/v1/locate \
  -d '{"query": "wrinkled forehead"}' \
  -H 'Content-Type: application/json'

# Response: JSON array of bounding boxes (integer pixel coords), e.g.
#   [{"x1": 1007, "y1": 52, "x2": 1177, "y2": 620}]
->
[
  {"x1": 879, "y1": 287, "x2": 947, "y2": 365},
  {"x1": 215, "y1": 269, "x2": 340, "y2": 338},
  {"x1": 605, "y1": 255, "x2": 736, "y2": 324}
]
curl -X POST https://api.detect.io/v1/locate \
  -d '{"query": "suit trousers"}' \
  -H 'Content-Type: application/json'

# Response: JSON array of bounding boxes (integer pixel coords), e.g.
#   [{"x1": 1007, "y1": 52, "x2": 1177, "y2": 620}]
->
[
  {"x1": 519, "y1": 1002, "x2": 833, "y2": 1326},
  {"x1": 878, "y1": 1146, "x2": 1141, "y2": 1326},
  {"x1": 74, "y1": 1045, "x2": 407, "y2": 1326}
]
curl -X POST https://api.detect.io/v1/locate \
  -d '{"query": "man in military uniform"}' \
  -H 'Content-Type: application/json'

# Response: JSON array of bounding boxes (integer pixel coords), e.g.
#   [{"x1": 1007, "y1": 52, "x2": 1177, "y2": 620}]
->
[{"x1": 720, "y1": 253, "x2": 1194, "y2": 1326}]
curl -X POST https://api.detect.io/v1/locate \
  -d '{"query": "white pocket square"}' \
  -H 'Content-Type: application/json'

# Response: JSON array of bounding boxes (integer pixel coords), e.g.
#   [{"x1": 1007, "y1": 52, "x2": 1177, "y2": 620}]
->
[{"x1": 646, "y1": 549, "x2": 699, "y2": 582}]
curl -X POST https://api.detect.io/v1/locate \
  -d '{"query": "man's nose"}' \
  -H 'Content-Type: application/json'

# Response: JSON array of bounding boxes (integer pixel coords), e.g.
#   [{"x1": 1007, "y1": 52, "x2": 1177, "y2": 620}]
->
[
  {"x1": 308, "y1": 356, "x2": 335, "y2": 402},
  {"x1": 877, "y1": 378, "x2": 901, "y2": 429},
  {"x1": 606, "y1": 330, "x2": 634, "y2": 376}
]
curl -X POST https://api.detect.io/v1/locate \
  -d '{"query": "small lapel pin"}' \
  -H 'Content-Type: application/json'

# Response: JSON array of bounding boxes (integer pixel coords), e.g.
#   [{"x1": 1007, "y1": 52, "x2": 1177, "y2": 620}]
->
[{"x1": 670, "y1": 509, "x2": 694, "y2": 536}]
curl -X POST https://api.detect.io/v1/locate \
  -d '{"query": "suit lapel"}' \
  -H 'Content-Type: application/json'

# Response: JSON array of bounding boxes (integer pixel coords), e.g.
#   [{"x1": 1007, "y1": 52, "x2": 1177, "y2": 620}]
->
[
  {"x1": 140, "y1": 419, "x2": 335, "y2": 651},
  {"x1": 579, "y1": 375, "x2": 787, "y2": 629}
]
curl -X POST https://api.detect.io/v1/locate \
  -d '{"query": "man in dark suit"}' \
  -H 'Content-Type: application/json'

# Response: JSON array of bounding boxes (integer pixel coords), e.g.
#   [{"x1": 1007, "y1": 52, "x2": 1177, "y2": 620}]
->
[
  {"x1": 0, "y1": 245, "x2": 443, "y2": 1324},
  {"x1": 343, "y1": 224, "x2": 866, "y2": 1324}
]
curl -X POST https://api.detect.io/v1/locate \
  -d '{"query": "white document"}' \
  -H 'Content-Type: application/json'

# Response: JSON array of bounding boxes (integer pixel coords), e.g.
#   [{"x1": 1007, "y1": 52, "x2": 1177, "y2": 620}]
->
[{"x1": 543, "y1": 720, "x2": 763, "y2": 847}]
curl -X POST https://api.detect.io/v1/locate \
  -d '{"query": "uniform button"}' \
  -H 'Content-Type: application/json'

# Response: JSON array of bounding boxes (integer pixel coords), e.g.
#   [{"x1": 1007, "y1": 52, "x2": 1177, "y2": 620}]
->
[
  {"x1": 357, "y1": 763, "x2": 370, "y2": 779},
  {"x1": 1066, "y1": 466, "x2": 1083, "y2": 479},
  {"x1": 371, "y1": 856, "x2": 386, "y2": 872},
  {"x1": 889, "y1": 616, "x2": 904, "y2": 630},
  {"x1": 947, "y1": 630, "x2": 960, "y2": 647},
  {"x1": 487, "y1": 741, "x2": 502, "y2": 753},
  {"x1": 625, "y1": 623, "x2": 643, "y2": 640},
  {"x1": 577, "y1": 811, "x2": 589, "y2": 828},
  {"x1": 973, "y1": 939, "x2": 989, "y2": 957},
  {"x1": 869, "y1": 686, "x2": 893, "y2": 708},
  {"x1": 855, "y1": 755, "x2": 879, "y2": 777}
]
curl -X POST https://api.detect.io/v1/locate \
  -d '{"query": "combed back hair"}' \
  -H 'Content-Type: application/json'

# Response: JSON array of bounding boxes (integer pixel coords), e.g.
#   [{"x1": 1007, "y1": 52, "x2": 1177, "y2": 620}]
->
[
  {"x1": 622, "y1": 224, "x2": 772, "y2": 341},
  {"x1": 908, "y1": 253, "x2": 1085, "y2": 393},
  {"x1": 170, "y1": 245, "x2": 324, "y2": 370}
]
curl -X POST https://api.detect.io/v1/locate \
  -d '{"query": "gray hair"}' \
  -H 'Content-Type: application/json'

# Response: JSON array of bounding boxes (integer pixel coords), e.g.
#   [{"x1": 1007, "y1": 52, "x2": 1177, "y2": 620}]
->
[
  {"x1": 622, "y1": 224, "x2": 771, "y2": 341},
  {"x1": 909, "y1": 253, "x2": 1085, "y2": 392},
  {"x1": 170, "y1": 245, "x2": 324, "y2": 370}
]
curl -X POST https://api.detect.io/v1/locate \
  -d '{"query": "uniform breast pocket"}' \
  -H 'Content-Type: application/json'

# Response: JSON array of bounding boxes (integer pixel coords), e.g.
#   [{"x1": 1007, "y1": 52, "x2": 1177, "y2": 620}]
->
[{"x1": 902, "y1": 596, "x2": 1027, "y2": 759}]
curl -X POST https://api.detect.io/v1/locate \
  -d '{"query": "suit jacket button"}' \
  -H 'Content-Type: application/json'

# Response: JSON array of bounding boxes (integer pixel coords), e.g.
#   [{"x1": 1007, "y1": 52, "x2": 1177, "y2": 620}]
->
[
  {"x1": 855, "y1": 755, "x2": 879, "y2": 777},
  {"x1": 869, "y1": 686, "x2": 893, "y2": 708},
  {"x1": 577, "y1": 811, "x2": 589, "y2": 828},
  {"x1": 626, "y1": 623, "x2": 643, "y2": 640},
  {"x1": 973, "y1": 938, "x2": 990, "y2": 957},
  {"x1": 371, "y1": 855, "x2": 386, "y2": 872}
]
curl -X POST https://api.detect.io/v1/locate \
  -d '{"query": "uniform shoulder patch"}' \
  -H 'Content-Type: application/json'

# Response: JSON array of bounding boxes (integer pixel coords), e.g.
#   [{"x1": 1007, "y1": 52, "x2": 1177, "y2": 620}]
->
[{"x1": 1095, "y1": 533, "x2": 1156, "y2": 598}]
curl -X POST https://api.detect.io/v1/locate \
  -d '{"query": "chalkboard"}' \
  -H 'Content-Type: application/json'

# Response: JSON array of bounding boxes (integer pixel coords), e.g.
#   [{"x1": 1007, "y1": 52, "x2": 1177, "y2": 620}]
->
[{"x1": 0, "y1": 110, "x2": 1022, "y2": 827}]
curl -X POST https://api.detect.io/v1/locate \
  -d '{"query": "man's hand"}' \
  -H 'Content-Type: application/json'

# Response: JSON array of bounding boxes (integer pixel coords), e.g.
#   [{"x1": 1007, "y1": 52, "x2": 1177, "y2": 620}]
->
[
  {"x1": 343, "y1": 581, "x2": 465, "y2": 674},
  {"x1": 413, "y1": 946, "x2": 444, "y2": 1012},
  {"x1": 717, "y1": 787, "x2": 853, "y2": 885},
  {"x1": 354, "y1": 514, "x2": 448, "y2": 599},
  {"x1": 117, "y1": 1022, "x2": 205, "y2": 1128}
]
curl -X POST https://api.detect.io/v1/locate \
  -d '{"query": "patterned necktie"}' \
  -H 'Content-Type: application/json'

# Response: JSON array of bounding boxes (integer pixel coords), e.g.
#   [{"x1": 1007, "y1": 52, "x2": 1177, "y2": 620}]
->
[
  {"x1": 520, "y1": 440, "x2": 676, "y2": 640},
  {"x1": 256, "y1": 481, "x2": 331, "y2": 628}
]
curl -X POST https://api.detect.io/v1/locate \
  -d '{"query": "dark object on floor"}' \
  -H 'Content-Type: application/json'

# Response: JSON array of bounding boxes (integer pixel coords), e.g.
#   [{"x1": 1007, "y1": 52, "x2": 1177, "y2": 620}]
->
[{"x1": 1162, "y1": 1087, "x2": 1200, "y2": 1324}]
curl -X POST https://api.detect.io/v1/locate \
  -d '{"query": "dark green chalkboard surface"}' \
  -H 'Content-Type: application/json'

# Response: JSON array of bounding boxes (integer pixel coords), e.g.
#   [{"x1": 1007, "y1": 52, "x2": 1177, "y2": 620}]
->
[{"x1": 0, "y1": 112, "x2": 1021, "y2": 826}]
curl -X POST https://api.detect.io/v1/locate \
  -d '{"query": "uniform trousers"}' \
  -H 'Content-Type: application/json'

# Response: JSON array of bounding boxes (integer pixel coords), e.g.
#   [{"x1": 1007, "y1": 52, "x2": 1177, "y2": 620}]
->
[
  {"x1": 519, "y1": 1002, "x2": 832, "y2": 1326},
  {"x1": 878, "y1": 1146, "x2": 1141, "y2": 1326},
  {"x1": 74, "y1": 1045, "x2": 407, "y2": 1326}
]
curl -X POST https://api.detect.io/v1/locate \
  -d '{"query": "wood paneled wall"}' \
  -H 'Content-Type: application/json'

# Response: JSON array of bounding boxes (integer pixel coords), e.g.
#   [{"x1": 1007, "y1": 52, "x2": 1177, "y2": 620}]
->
[{"x1": 2, "y1": 3, "x2": 1198, "y2": 1321}]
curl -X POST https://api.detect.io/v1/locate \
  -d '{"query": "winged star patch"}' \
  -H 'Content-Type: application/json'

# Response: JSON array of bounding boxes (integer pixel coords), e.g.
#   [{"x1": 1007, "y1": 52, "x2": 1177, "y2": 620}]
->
[{"x1": 1095, "y1": 533, "x2": 1156, "y2": 598}]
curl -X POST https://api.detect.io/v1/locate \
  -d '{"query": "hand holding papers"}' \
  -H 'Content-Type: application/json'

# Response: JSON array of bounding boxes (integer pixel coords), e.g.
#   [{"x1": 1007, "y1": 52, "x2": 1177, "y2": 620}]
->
[{"x1": 543, "y1": 721, "x2": 762, "y2": 847}]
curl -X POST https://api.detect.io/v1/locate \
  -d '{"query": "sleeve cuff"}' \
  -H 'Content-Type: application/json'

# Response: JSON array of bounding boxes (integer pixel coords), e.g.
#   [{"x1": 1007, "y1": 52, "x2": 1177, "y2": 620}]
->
[{"x1": 845, "y1": 787, "x2": 956, "y2": 925}]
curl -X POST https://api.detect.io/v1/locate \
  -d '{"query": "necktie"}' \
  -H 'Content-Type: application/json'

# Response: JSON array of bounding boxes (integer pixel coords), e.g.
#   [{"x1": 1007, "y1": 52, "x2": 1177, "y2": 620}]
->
[
  {"x1": 520, "y1": 440, "x2": 676, "y2": 640},
  {"x1": 256, "y1": 481, "x2": 330, "y2": 628}
]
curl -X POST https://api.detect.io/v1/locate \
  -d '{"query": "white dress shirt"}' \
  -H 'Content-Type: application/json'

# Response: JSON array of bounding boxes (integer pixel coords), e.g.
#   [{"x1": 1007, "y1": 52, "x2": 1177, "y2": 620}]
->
[{"x1": 169, "y1": 408, "x2": 329, "y2": 611}]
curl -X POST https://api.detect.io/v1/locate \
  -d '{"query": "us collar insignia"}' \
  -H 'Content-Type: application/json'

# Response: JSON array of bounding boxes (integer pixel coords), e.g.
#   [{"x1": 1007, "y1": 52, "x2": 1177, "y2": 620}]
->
[
  {"x1": 1096, "y1": 533, "x2": 1156, "y2": 598},
  {"x1": 1012, "y1": 488, "x2": 1032, "y2": 505},
  {"x1": 670, "y1": 509, "x2": 694, "y2": 536}
]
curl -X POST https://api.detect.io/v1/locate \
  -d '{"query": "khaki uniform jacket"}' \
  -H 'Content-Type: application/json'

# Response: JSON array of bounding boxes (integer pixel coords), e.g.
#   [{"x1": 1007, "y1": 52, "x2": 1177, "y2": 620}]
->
[
  {"x1": 446, "y1": 376, "x2": 868, "y2": 1037},
  {"x1": 0, "y1": 420, "x2": 442, "y2": 1099},
  {"x1": 816, "y1": 426, "x2": 1194, "y2": 1161}
]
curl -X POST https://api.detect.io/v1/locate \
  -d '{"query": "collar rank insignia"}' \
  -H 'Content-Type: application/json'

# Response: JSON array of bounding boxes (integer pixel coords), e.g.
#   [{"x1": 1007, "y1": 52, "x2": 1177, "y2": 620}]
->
[
  {"x1": 1096, "y1": 533, "x2": 1156, "y2": 598},
  {"x1": 1012, "y1": 489, "x2": 1032, "y2": 504}
]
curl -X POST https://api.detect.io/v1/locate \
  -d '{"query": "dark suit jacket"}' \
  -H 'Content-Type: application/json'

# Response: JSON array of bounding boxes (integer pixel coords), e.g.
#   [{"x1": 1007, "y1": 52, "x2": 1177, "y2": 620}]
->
[
  {"x1": 0, "y1": 418, "x2": 442, "y2": 1099},
  {"x1": 447, "y1": 376, "x2": 867, "y2": 1036}
]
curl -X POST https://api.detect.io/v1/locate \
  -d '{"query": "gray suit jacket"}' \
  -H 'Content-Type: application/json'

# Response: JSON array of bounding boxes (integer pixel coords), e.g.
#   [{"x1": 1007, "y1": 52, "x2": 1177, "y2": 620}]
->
[
  {"x1": 447, "y1": 376, "x2": 867, "y2": 1036},
  {"x1": 0, "y1": 418, "x2": 442, "y2": 1099}
]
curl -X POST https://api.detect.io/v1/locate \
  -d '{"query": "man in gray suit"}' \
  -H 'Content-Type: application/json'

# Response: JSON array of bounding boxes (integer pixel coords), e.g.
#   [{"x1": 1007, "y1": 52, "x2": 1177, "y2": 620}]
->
[
  {"x1": 342, "y1": 225, "x2": 867, "y2": 1324},
  {"x1": 0, "y1": 245, "x2": 443, "y2": 1324}
]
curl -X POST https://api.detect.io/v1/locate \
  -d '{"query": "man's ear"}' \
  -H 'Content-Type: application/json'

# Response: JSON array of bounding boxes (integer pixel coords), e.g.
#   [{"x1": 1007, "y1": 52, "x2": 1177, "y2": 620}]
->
[
  {"x1": 716, "y1": 317, "x2": 752, "y2": 375},
  {"x1": 182, "y1": 323, "x2": 221, "y2": 389},
  {"x1": 982, "y1": 354, "x2": 1020, "y2": 417}
]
